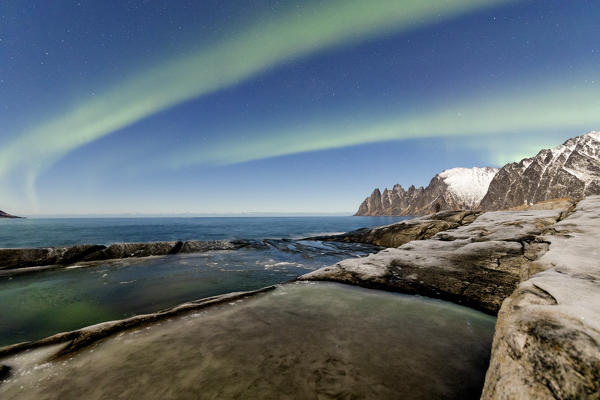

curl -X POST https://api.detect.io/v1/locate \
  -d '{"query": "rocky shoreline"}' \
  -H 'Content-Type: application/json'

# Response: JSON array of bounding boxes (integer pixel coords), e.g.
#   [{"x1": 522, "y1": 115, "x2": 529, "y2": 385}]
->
[
  {"x1": 301, "y1": 208, "x2": 563, "y2": 314},
  {"x1": 0, "y1": 197, "x2": 598, "y2": 398},
  {"x1": 0, "y1": 239, "x2": 265, "y2": 273},
  {"x1": 306, "y1": 210, "x2": 481, "y2": 248},
  {"x1": 304, "y1": 197, "x2": 600, "y2": 398}
]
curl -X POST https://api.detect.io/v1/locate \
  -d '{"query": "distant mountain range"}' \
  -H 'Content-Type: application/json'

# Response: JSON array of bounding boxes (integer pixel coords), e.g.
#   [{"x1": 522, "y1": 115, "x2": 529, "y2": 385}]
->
[
  {"x1": 355, "y1": 131, "x2": 600, "y2": 216},
  {"x1": 0, "y1": 210, "x2": 22, "y2": 218},
  {"x1": 355, "y1": 167, "x2": 498, "y2": 216}
]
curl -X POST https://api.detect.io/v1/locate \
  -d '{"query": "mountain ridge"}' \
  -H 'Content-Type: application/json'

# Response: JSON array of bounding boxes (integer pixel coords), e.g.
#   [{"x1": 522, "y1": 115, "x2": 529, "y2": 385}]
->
[
  {"x1": 480, "y1": 131, "x2": 600, "y2": 210},
  {"x1": 355, "y1": 131, "x2": 600, "y2": 216},
  {"x1": 355, "y1": 166, "x2": 498, "y2": 216}
]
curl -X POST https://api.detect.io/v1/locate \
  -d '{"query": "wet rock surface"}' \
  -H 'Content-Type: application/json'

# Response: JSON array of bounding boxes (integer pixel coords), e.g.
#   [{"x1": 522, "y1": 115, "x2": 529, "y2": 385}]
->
[
  {"x1": 0, "y1": 239, "x2": 273, "y2": 271},
  {"x1": 0, "y1": 283, "x2": 495, "y2": 400},
  {"x1": 301, "y1": 208, "x2": 566, "y2": 314},
  {"x1": 482, "y1": 196, "x2": 600, "y2": 399},
  {"x1": 307, "y1": 210, "x2": 480, "y2": 248},
  {"x1": 0, "y1": 286, "x2": 276, "y2": 359}
]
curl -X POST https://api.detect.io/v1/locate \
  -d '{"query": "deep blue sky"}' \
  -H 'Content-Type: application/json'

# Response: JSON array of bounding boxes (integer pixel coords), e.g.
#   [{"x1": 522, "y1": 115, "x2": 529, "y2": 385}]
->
[{"x1": 1, "y1": 0, "x2": 599, "y2": 215}]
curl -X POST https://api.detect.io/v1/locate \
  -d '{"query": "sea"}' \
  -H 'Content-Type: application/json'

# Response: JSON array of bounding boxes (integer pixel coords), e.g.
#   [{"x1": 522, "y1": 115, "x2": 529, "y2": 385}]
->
[
  {"x1": 0, "y1": 216, "x2": 408, "y2": 345},
  {"x1": 0, "y1": 216, "x2": 407, "y2": 248}
]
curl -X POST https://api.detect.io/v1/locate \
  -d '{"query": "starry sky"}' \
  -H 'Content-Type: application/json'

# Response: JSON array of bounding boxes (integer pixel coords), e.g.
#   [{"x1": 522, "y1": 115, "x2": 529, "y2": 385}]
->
[{"x1": 1, "y1": 0, "x2": 599, "y2": 215}]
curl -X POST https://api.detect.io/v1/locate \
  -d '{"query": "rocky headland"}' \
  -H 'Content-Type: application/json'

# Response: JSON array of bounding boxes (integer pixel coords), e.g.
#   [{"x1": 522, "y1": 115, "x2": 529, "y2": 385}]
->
[{"x1": 0, "y1": 210, "x2": 22, "y2": 219}]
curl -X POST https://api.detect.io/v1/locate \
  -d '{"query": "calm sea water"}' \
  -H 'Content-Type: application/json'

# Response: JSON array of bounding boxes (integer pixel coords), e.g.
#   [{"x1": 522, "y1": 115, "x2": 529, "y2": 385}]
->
[
  {"x1": 0, "y1": 216, "x2": 407, "y2": 346},
  {"x1": 0, "y1": 216, "x2": 408, "y2": 248},
  {"x1": 0, "y1": 240, "x2": 380, "y2": 346}
]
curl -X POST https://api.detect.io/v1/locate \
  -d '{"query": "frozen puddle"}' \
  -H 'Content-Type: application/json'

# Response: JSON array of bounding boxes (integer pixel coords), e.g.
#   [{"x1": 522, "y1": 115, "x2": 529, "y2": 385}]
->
[{"x1": 0, "y1": 282, "x2": 495, "y2": 399}]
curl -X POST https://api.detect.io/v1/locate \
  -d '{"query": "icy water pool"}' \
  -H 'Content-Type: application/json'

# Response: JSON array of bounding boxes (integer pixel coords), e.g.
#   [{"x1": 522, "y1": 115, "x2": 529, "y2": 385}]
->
[
  {"x1": 0, "y1": 240, "x2": 379, "y2": 346},
  {"x1": 0, "y1": 282, "x2": 496, "y2": 400}
]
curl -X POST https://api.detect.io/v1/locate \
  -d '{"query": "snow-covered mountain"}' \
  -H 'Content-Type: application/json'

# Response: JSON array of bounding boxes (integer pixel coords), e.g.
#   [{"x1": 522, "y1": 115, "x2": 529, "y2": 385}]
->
[
  {"x1": 480, "y1": 131, "x2": 600, "y2": 210},
  {"x1": 355, "y1": 167, "x2": 498, "y2": 216},
  {"x1": 438, "y1": 167, "x2": 499, "y2": 209}
]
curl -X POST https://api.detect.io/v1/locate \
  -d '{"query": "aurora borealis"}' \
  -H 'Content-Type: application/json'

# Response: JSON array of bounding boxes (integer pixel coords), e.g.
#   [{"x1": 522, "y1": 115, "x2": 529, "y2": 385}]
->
[{"x1": 1, "y1": 0, "x2": 599, "y2": 214}]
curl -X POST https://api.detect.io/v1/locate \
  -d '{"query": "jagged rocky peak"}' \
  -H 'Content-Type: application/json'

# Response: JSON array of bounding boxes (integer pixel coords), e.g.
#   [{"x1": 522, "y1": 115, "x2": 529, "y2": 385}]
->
[
  {"x1": 480, "y1": 131, "x2": 600, "y2": 210},
  {"x1": 355, "y1": 167, "x2": 499, "y2": 216}
]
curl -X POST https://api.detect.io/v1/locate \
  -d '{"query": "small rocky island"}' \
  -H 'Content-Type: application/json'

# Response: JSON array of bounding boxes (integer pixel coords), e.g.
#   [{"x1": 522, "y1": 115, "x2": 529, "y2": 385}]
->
[{"x1": 0, "y1": 210, "x2": 22, "y2": 219}]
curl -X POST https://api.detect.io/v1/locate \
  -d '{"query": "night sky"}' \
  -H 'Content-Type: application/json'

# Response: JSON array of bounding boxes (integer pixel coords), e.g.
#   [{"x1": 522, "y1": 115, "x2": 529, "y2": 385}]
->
[{"x1": 1, "y1": 0, "x2": 599, "y2": 215}]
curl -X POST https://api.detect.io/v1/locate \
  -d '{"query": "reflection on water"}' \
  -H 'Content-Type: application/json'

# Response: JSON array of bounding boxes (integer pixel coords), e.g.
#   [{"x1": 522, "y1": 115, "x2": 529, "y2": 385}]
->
[
  {"x1": 0, "y1": 282, "x2": 496, "y2": 400},
  {"x1": 0, "y1": 240, "x2": 378, "y2": 346}
]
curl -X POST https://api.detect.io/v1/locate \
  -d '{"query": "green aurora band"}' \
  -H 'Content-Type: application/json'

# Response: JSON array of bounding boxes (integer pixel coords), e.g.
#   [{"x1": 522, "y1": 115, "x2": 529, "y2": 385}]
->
[
  {"x1": 0, "y1": 0, "x2": 512, "y2": 198},
  {"x1": 167, "y1": 78, "x2": 600, "y2": 168}
]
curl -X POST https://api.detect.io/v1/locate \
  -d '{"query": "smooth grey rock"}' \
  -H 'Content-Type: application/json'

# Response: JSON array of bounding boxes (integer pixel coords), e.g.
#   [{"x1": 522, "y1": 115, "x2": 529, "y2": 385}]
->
[
  {"x1": 482, "y1": 196, "x2": 600, "y2": 399},
  {"x1": 301, "y1": 208, "x2": 565, "y2": 314}
]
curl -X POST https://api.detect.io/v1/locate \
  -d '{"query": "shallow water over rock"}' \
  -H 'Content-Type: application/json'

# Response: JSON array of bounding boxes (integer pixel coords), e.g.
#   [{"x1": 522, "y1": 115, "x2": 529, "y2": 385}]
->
[
  {"x1": 0, "y1": 282, "x2": 495, "y2": 400},
  {"x1": 0, "y1": 241, "x2": 378, "y2": 346}
]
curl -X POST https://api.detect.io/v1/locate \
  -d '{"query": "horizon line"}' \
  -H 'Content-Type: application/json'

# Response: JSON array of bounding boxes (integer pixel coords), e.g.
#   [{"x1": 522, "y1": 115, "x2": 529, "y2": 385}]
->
[{"x1": 15, "y1": 212, "x2": 369, "y2": 218}]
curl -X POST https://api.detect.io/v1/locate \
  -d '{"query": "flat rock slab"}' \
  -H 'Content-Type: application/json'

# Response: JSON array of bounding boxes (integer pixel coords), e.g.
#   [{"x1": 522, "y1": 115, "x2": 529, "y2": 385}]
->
[
  {"x1": 482, "y1": 196, "x2": 600, "y2": 399},
  {"x1": 0, "y1": 282, "x2": 495, "y2": 400},
  {"x1": 301, "y1": 209, "x2": 565, "y2": 314}
]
